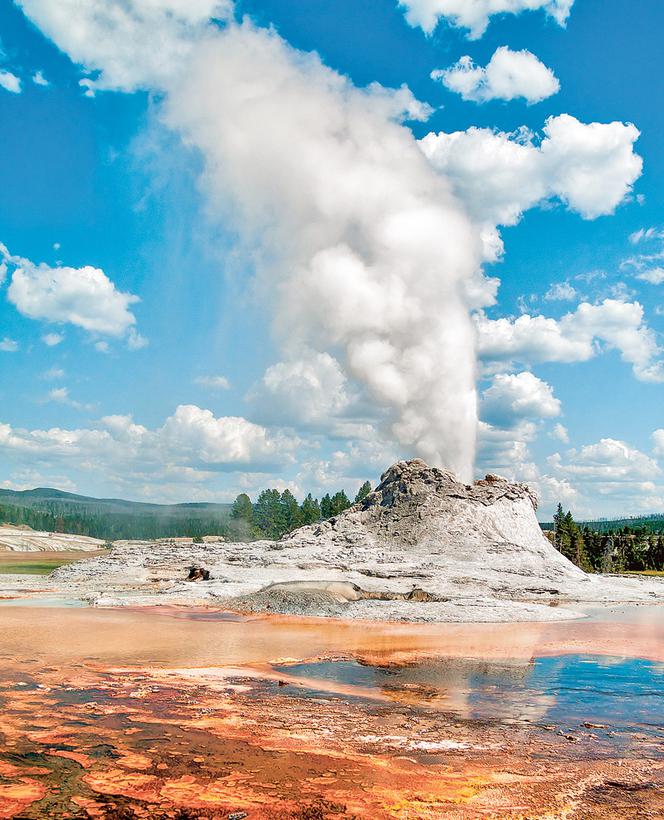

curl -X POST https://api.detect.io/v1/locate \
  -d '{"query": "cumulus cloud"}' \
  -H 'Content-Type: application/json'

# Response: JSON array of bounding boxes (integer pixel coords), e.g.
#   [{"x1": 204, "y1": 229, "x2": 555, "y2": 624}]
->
[
  {"x1": 432, "y1": 47, "x2": 559, "y2": 104},
  {"x1": 194, "y1": 375, "x2": 231, "y2": 390},
  {"x1": 481, "y1": 371, "x2": 561, "y2": 427},
  {"x1": 16, "y1": 0, "x2": 234, "y2": 93},
  {"x1": 0, "y1": 337, "x2": 19, "y2": 352},
  {"x1": 550, "y1": 438, "x2": 661, "y2": 482},
  {"x1": 477, "y1": 299, "x2": 664, "y2": 382},
  {"x1": 550, "y1": 423, "x2": 569, "y2": 444},
  {"x1": 398, "y1": 0, "x2": 574, "y2": 38},
  {"x1": 42, "y1": 332, "x2": 64, "y2": 346},
  {"x1": 421, "y1": 115, "x2": 643, "y2": 259},
  {"x1": 32, "y1": 70, "x2": 49, "y2": 86},
  {"x1": 0, "y1": 69, "x2": 21, "y2": 93},
  {"x1": 0, "y1": 405, "x2": 297, "y2": 481},
  {"x1": 2, "y1": 243, "x2": 142, "y2": 342}
]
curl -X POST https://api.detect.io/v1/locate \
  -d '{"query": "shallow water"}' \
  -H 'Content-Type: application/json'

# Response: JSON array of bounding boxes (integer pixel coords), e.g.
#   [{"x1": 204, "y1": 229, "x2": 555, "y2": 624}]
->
[{"x1": 275, "y1": 653, "x2": 664, "y2": 735}]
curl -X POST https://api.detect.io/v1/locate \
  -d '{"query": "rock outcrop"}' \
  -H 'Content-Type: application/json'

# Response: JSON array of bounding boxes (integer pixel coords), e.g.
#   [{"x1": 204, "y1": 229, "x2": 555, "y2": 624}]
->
[{"x1": 45, "y1": 459, "x2": 663, "y2": 621}]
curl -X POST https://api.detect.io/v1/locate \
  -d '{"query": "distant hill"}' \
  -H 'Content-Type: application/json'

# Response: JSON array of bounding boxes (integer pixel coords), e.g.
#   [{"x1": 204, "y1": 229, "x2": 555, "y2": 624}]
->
[
  {"x1": 0, "y1": 487, "x2": 232, "y2": 541},
  {"x1": 541, "y1": 513, "x2": 664, "y2": 534}
]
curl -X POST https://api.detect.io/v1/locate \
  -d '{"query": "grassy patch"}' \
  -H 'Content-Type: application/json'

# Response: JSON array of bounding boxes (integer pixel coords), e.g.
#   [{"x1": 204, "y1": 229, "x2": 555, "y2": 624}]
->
[
  {"x1": 623, "y1": 570, "x2": 664, "y2": 577},
  {"x1": 0, "y1": 558, "x2": 74, "y2": 575}
]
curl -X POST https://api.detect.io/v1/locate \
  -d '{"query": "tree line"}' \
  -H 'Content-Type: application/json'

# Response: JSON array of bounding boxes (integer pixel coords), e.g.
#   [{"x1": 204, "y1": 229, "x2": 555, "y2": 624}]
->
[
  {"x1": 228, "y1": 481, "x2": 373, "y2": 540},
  {"x1": 0, "y1": 481, "x2": 374, "y2": 543},
  {"x1": 552, "y1": 503, "x2": 664, "y2": 573}
]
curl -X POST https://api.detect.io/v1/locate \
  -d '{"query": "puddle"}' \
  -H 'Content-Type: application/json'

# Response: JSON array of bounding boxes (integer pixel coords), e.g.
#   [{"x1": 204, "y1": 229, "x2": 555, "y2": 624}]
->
[{"x1": 0, "y1": 596, "x2": 88, "y2": 607}]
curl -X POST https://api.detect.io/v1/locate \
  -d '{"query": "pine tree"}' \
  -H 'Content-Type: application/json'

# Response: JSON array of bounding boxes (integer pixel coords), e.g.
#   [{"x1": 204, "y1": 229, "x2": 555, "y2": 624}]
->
[
  {"x1": 253, "y1": 489, "x2": 283, "y2": 539},
  {"x1": 330, "y1": 490, "x2": 351, "y2": 516},
  {"x1": 320, "y1": 494, "x2": 333, "y2": 520},
  {"x1": 354, "y1": 481, "x2": 372, "y2": 504},
  {"x1": 300, "y1": 494, "x2": 321, "y2": 525},
  {"x1": 280, "y1": 490, "x2": 301, "y2": 534}
]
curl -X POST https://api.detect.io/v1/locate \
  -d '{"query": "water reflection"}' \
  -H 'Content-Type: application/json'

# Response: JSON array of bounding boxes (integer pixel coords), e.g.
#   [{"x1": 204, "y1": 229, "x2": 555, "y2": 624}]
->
[{"x1": 275, "y1": 653, "x2": 664, "y2": 734}]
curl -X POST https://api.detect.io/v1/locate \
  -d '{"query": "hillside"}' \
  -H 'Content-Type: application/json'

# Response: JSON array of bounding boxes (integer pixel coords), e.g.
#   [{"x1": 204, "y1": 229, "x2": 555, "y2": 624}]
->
[{"x1": 0, "y1": 487, "x2": 232, "y2": 541}]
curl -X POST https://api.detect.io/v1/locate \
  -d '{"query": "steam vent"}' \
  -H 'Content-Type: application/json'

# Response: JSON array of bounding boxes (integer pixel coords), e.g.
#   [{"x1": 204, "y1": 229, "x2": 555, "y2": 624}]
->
[{"x1": 51, "y1": 459, "x2": 663, "y2": 622}]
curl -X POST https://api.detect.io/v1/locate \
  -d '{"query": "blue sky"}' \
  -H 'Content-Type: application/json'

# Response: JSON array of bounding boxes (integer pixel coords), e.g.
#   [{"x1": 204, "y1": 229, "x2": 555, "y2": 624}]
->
[{"x1": 0, "y1": 0, "x2": 663, "y2": 517}]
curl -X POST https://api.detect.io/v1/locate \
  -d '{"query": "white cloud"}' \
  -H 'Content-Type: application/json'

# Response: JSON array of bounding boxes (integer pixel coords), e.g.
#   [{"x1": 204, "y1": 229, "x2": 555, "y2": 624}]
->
[
  {"x1": 481, "y1": 371, "x2": 561, "y2": 427},
  {"x1": 550, "y1": 423, "x2": 569, "y2": 444},
  {"x1": 550, "y1": 438, "x2": 661, "y2": 482},
  {"x1": 0, "y1": 337, "x2": 19, "y2": 352},
  {"x1": 3, "y1": 244, "x2": 140, "y2": 339},
  {"x1": 432, "y1": 47, "x2": 559, "y2": 104},
  {"x1": 421, "y1": 115, "x2": 643, "y2": 260},
  {"x1": 16, "y1": 0, "x2": 234, "y2": 93},
  {"x1": 629, "y1": 227, "x2": 664, "y2": 245},
  {"x1": 0, "y1": 405, "x2": 298, "y2": 481},
  {"x1": 653, "y1": 429, "x2": 664, "y2": 459},
  {"x1": 32, "y1": 70, "x2": 49, "y2": 86},
  {"x1": 127, "y1": 327, "x2": 149, "y2": 350},
  {"x1": 194, "y1": 375, "x2": 231, "y2": 390},
  {"x1": 42, "y1": 332, "x2": 64, "y2": 346},
  {"x1": 636, "y1": 267, "x2": 664, "y2": 285},
  {"x1": 248, "y1": 352, "x2": 357, "y2": 430},
  {"x1": 398, "y1": 0, "x2": 574, "y2": 38},
  {"x1": 45, "y1": 386, "x2": 91, "y2": 411},
  {"x1": 0, "y1": 69, "x2": 21, "y2": 94},
  {"x1": 544, "y1": 281, "x2": 577, "y2": 301},
  {"x1": 477, "y1": 299, "x2": 664, "y2": 382}
]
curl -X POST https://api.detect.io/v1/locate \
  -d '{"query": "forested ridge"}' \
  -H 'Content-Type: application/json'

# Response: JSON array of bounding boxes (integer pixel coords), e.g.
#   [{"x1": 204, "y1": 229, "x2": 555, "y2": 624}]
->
[
  {"x1": 550, "y1": 504, "x2": 664, "y2": 573},
  {"x1": 0, "y1": 482, "x2": 373, "y2": 542}
]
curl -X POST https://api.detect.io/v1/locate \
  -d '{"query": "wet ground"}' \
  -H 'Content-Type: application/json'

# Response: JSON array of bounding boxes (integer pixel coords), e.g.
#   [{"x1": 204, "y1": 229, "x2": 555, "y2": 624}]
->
[{"x1": 0, "y1": 605, "x2": 663, "y2": 818}]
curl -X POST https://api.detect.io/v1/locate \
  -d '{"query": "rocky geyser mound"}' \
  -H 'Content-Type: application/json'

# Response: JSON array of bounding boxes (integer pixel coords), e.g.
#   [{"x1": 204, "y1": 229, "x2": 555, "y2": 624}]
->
[{"x1": 48, "y1": 459, "x2": 663, "y2": 621}]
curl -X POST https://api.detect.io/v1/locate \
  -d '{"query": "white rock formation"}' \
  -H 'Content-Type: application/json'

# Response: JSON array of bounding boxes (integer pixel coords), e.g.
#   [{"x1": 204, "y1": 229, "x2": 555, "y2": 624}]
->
[
  {"x1": 0, "y1": 525, "x2": 106, "y2": 552},
  {"x1": 42, "y1": 460, "x2": 664, "y2": 621}
]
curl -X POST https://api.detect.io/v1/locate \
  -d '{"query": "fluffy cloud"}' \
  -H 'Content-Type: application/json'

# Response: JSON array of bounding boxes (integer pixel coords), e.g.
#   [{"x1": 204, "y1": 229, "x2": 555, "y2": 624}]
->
[
  {"x1": 550, "y1": 423, "x2": 569, "y2": 444},
  {"x1": 481, "y1": 371, "x2": 560, "y2": 427},
  {"x1": 636, "y1": 268, "x2": 664, "y2": 285},
  {"x1": 398, "y1": 0, "x2": 574, "y2": 37},
  {"x1": 432, "y1": 47, "x2": 559, "y2": 104},
  {"x1": 0, "y1": 405, "x2": 297, "y2": 479},
  {"x1": 16, "y1": 0, "x2": 234, "y2": 93},
  {"x1": 42, "y1": 332, "x2": 64, "y2": 346},
  {"x1": 32, "y1": 70, "x2": 49, "y2": 86},
  {"x1": 248, "y1": 352, "x2": 357, "y2": 430},
  {"x1": 0, "y1": 69, "x2": 21, "y2": 93},
  {"x1": 477, "y1": 299, "x2": 664, "y2": 382},
  {"x1": 550, "y1": 438, "x2": 661, "y2": 482},
  {"x1": 421, "y1": 115, "x2": 642, "y2": 259},
  {"x1": 2, "y1": 244, "x2": 141, "y2": 341}
]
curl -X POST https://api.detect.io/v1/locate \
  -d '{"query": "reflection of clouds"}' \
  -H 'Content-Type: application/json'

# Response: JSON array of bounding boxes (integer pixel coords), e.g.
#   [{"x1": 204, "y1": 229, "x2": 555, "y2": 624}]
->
[{"x1": 365, "y1": 656, "x2": 553, "y2": 722}]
